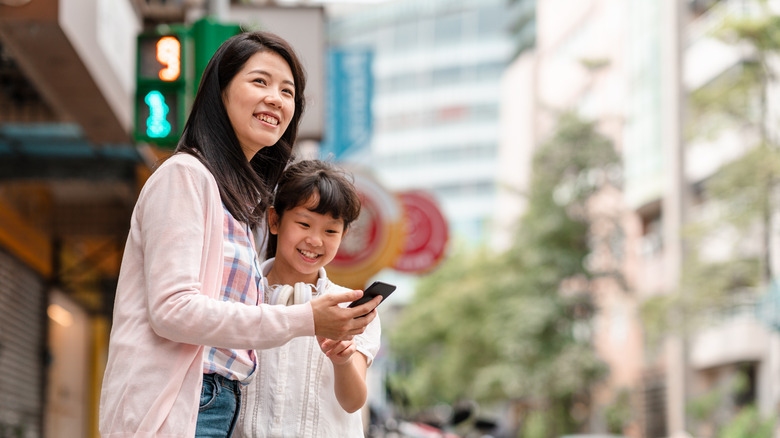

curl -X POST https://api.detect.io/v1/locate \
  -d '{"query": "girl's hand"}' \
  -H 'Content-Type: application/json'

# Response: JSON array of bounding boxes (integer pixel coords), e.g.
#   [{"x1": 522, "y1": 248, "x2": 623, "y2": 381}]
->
[{"x1": 317, "y1": 336, "x2": 357, "y2": 365}]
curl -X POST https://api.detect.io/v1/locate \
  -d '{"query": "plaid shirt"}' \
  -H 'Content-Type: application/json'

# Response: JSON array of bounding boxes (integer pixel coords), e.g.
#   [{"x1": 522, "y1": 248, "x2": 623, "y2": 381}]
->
[{"x1": 202, "y1": 204, "x2": 263, "y2": 382}]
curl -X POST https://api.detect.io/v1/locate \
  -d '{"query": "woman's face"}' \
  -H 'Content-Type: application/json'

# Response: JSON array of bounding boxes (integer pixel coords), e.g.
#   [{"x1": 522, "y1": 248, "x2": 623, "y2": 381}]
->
[{"x1": 223, "y1": 50, "x2": 296, "y2": 161}]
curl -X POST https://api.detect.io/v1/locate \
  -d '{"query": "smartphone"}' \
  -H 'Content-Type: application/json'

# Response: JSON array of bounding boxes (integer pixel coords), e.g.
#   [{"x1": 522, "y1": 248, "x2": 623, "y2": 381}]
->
[{"x1": 348, "y1": 281, "x2": 396, "y2": 313}]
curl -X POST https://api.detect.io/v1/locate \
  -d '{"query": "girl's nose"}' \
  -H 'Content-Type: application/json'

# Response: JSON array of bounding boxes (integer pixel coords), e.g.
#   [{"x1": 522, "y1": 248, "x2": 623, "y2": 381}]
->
[{"x1": 305, "y1": 234, "x2": 323, "y2": 246}]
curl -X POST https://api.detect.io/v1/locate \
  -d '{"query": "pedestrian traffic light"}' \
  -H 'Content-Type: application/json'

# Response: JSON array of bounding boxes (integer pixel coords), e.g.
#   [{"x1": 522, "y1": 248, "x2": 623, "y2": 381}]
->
[
  {"x1": 134, "y1": 31, "x2": 187, "y2": 147},
  {"x1": 191, "y1": 17, "x2": 241, "y2": 96}
]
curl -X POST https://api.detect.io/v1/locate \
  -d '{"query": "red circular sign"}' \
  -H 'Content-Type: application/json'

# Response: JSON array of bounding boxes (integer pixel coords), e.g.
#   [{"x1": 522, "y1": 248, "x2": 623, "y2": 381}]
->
[
  {"x1": 332, "y1": 192, "x2": 382, "y2": 265},
  {"x1": 327, "y1": 170, "x2": 404, "y2": 289},
  {"x1": 392, "y1": 190, "x2": 448, "y2": 273}
]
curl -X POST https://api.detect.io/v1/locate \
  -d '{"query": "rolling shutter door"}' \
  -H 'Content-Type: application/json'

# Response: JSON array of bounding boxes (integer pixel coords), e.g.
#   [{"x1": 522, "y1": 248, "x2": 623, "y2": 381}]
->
[{"x1": 0, "y1": 248, "x2": 45, "y2": 436}]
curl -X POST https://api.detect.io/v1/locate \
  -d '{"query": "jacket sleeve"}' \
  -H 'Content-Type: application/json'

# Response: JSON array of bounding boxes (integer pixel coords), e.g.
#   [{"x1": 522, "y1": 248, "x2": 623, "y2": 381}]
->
[
  {"x1": 355, "y1": 314, "x2": 381, "y2": 366},
  {"x1": 139, "y1": 157, "x2": 314, "y2": 349}
]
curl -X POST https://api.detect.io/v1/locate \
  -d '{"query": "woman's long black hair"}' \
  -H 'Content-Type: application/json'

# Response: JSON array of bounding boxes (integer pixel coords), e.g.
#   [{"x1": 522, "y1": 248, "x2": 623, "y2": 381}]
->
[{"x1": 176, "y1": 31, "x2": 307, "y2": 227}]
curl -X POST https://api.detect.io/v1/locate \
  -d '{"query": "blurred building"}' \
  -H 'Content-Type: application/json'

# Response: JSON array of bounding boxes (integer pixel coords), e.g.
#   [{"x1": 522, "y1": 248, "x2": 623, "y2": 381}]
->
[
  {"x1": 501, "y1": 0, "x2": 780, "y2": 436},
  {"x1": 675, "y1": 0, "x2": 780, "y2": 435},
  {"x1": 0, "y1": 0, "x2": 147, "y2": 434},
  {"x1": 324, "y1": 0, "x2": 514, "y2": 248},
  {"x1": 627, "y1": 0, "x2": 780, "y2": 435},
  {"x1": 501, "y1": 0, "x2": 645, "y2": 433}
]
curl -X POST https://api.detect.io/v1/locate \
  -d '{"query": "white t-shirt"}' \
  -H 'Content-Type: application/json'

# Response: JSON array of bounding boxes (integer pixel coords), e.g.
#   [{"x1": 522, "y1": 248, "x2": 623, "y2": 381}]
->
[{"x1": 237, "y1": 259, "x2": 382, "y2": 438}]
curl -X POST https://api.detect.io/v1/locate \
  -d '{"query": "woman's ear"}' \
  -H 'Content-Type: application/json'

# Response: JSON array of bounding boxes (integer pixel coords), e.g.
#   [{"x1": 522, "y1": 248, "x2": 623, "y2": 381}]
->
[{"x1": 268, "y1": 207, "x2": 280, "y2": 235}]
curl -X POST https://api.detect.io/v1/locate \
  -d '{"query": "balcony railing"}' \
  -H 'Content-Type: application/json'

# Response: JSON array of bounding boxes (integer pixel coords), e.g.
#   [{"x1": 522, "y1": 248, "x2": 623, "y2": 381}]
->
[
  {"x1": 700, "y1": 289, "x2": 760, "y2": 327},
  {"x1": 687, "y1": 0, "x2": 780, "y2": 46},
  {"x1": 696, "y1": 285, "x2": 780, "y2": 333}
]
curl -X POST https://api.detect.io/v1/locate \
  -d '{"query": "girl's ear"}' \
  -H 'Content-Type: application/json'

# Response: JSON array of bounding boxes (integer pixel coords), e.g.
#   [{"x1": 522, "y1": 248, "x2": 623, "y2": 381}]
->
[{"x1": 268, "y1": 207, "x2": 280, "y2": 235}]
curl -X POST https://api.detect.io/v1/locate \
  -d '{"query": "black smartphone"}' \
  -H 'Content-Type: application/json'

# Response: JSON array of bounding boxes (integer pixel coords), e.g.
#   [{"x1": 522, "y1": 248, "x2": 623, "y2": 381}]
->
[{"x1": 348, "y1": 281, "x2": 396, "y2": 312}]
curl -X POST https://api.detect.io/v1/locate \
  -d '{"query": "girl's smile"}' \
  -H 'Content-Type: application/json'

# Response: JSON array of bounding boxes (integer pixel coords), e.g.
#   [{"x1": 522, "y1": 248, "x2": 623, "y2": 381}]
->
[{"x1": 268, "y1": 197, "x2": 346, "y2": 285}]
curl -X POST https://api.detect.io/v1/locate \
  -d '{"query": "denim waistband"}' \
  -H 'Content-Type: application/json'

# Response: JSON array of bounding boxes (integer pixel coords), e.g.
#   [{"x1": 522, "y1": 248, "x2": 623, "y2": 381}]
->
[{"x1": 203, "y1": 373, "x2": 241, "y2": 392}]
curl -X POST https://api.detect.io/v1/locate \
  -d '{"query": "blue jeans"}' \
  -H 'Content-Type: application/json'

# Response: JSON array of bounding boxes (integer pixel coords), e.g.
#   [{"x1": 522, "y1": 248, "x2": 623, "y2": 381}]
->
[{"x1": 195, "y1": 373, "x2": 242, "y2": 438}]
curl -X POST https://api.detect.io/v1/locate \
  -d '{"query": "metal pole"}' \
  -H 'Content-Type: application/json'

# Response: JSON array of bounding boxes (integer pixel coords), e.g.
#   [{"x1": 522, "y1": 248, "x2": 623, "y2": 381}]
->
[
  {"x1": 207, "y1": 0, "x2": 228, "y2": 20},
  {"x1": 661, "y1": 0, "x2": 688, "y2": 435}
]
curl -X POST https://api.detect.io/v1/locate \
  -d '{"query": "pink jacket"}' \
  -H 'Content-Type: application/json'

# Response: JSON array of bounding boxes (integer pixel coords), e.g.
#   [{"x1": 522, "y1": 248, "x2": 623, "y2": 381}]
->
[{"x1": 99, "y1": 153, "x2": 314, "y2": 437}]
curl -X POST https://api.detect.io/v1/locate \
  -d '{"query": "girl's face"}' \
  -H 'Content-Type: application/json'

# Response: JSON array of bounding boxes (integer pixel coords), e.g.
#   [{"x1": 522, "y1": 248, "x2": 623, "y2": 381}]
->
[
  {"x1": 268, "y1": 196, "x2": 346, "y2": 285},
  {"x1": 222, "y1": 50, "x2": 296, "y2": 161}
]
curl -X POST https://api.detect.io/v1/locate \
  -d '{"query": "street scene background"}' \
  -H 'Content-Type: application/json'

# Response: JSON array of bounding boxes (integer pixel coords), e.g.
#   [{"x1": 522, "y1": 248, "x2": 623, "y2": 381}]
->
[{"x1": 2, "y1": 0, "x2": 780, "y2": 437}]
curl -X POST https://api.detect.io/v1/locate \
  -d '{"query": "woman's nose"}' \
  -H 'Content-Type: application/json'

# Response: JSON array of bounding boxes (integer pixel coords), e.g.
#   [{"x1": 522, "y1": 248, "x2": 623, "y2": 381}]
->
[{"x1": 265, "y1": 90, "x2": 282, "y2": 107}]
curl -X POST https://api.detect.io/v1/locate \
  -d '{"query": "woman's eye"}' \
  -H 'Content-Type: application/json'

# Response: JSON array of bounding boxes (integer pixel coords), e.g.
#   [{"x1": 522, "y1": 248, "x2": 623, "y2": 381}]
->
[
  {"x1": 254, "y1": 78, "x2": 267, "y2": 85},
  {"x1": 282, "y1": 88, "x2": 295, "y2": 97}
]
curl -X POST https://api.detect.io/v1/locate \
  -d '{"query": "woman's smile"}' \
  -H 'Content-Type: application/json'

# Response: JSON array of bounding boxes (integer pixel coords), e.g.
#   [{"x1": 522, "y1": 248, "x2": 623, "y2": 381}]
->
[{"x1": 223, "y1": 50, "x2": 296, "y2": 161}]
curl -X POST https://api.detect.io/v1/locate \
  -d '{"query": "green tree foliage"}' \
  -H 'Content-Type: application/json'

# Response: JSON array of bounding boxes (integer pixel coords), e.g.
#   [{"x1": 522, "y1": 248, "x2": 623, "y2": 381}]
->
[
  {"x1": 643, "y1": 0, "x2": 780, "y2": 344},
  {"x1": 641, "y1": 2, "x2": 780, "y2": 433},
  {"x1": 603, "y1": 388, "x2": 633, "y2": 434},
  {"x1": 686, "y1": 368, "x2": 759, "y2": 435},
  {"x1": 718, "y1": 406, "x2": 775, "y2": 438},
  {"x1": 687, "y1": 1, "x2": 780, "y2": 285},
  {"x1": 388, "y1": 112, "x2": 618, "y2": 436}
]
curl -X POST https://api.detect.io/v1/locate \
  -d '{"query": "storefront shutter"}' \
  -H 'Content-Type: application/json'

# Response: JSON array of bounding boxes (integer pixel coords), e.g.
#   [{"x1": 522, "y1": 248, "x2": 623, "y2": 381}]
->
[{"x1": 0, "y1": 248, "x2": 45, "y2": 437}]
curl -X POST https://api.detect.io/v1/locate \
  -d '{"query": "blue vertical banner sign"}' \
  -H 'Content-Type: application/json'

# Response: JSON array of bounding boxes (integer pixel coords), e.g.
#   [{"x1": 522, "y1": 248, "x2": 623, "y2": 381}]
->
[{"x1": 321, "y1": 48, "x2": 374, "y2": 161}]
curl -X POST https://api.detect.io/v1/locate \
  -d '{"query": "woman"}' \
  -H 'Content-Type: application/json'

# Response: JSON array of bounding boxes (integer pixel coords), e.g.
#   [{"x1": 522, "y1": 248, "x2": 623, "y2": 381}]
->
[{"x1": 99, "y1": 31, "x2": 380, "y2": 438}]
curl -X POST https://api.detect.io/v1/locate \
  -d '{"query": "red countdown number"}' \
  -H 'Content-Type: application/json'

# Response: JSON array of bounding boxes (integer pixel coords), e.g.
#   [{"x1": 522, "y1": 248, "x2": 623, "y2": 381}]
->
[{"x1": 156, "y1": 36, "x2": 181, "y2": 82}]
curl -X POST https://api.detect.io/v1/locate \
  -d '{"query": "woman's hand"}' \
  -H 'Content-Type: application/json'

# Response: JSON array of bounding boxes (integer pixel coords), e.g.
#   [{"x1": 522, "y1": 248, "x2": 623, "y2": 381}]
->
[{"x1": 310, "y1": 290, "x2": 382, "y2": 340}]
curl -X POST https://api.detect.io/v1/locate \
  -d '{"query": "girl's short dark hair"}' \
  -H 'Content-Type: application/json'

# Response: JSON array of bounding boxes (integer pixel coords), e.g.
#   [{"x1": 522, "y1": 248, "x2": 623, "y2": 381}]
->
[
  {"x1": 176, "y1": 30, "x2": 307, "y2": 227},
  {"x1": 265, "y1": 160, "x2": 362, "y2": 259}
]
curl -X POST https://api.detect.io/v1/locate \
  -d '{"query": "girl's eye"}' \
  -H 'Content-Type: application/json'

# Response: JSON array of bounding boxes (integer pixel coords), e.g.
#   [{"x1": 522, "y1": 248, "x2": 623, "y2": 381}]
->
[
  {"x1": 297, "y1": 222, "x2": 310, "y2": 228},
  {"x1": 282, "y1": 88, "x2": 295, "y2": 97},
  {"x1": 326, "y1": 229, "x2": 340, "y2": 235},
  {"x1": 254, "y1": 78, "x2": 267, "y2": 85}
]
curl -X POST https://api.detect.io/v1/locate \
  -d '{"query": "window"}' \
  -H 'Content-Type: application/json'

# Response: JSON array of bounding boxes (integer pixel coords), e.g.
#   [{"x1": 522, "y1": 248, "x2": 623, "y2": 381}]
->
[
  {"x1": 434, "y1": 13, "x2": 462, "y2": 45},
  {"x1": 478, "y1": 4, "x2": 508, "y2": 37},
  {"x1": 394, "y1": 21, "x2": 419, "y2": 51}
]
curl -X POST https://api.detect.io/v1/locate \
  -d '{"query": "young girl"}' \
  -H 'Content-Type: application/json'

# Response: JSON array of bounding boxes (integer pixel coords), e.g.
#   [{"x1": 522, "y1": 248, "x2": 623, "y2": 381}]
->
[{"x1": 237, "y1": 160, "x2": 382, "y2": 438}]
